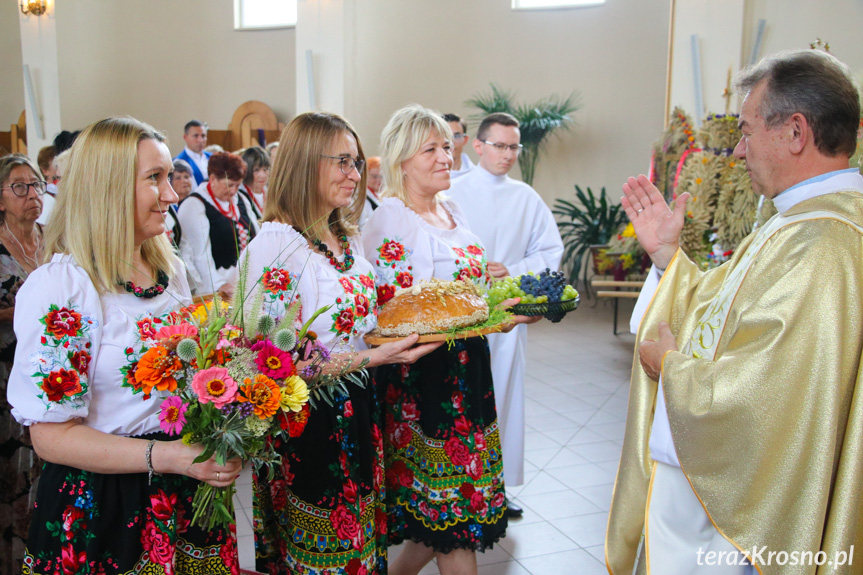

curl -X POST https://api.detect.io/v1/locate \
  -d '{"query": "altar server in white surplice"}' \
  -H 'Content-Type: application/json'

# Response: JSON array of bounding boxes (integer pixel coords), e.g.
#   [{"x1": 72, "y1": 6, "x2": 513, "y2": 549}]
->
[{"x1": 449, "y1": 113, "x2": 563, "y2": 510}]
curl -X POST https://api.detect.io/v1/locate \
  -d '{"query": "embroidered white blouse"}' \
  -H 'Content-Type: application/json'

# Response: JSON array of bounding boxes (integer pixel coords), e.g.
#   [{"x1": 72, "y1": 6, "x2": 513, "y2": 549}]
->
[
  {"x1": 360, "y1": 197, "x2": 490, "y2": 307},
  {"x1": 238, "y1": 222, "x2": 378, "y2": 353},
  {"x1": 8, "y1": 254, "x2": 192, "y2": 436}
]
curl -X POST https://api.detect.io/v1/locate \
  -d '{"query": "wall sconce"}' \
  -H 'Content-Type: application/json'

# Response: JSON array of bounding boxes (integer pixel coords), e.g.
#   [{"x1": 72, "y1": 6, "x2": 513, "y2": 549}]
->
[{"x1": 20, "y1": 0, "x2": 47, "y2": 16}]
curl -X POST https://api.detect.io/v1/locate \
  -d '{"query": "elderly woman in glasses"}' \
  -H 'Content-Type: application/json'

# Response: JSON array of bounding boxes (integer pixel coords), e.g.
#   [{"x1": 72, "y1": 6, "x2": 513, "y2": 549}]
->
[{"x1": 0, "y1": 154, "x2": 46, "y2": 572}]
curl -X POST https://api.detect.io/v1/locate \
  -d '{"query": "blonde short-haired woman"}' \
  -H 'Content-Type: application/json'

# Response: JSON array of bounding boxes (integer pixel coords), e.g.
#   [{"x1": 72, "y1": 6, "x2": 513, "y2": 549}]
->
[
  {"x1": 8, "y1": 116, "x2": 242, "y2": 573},
  {"x1": 363, "y1": 104, "x2": 536, "y2": 575}
]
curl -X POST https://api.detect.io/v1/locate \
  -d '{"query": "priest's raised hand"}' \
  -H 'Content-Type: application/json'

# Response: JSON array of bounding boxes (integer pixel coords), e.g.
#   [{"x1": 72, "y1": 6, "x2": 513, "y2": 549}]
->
[{"x1": 621, "y1": 175, "x2": 689, "y2": 270}]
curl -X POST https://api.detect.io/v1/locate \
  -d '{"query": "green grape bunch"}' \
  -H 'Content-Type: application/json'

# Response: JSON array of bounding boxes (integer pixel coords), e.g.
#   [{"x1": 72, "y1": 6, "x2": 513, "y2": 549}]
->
[{"x1": 485, "y1": 268, "x2": 579, "y2": 309}]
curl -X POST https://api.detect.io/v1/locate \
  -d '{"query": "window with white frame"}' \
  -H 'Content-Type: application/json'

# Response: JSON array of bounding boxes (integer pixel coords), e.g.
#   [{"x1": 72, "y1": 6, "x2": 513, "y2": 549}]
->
[
  {"x1": 234, "y1": 0, "x2": 297, "y2": 30},
  {"x1": 512, "y1": 0, "x2": 605, "y2": 9}
]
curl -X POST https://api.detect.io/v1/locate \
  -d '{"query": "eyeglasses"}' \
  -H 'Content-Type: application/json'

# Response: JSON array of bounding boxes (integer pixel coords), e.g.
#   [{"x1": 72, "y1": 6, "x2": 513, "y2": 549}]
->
[
  {"x1": 321, "y1": 155, "x2": 365, "y2": 176},
  {"x1": 2, "y1": 180, "x2": 47, "y2": 197},
  {"x1": 452, "y1": 133, "x2": 467, "y2": 141},
  {"x1": 481, "y1": 140, "x2": 523, "y2": 154}
]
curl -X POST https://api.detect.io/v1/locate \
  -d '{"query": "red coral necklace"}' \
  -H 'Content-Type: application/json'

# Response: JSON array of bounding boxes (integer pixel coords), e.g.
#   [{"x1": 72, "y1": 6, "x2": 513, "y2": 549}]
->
[{"x1": 207, "y1": 182, "x2": 238, "y2": 220}]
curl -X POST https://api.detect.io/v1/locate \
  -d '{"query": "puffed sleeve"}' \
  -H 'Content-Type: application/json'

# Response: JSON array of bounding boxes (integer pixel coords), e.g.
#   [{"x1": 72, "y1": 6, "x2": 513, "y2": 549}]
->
[
  {"x1": 8, "y1": 258, "x2": 103, "y2": 426},
  {"x1": 237, "y1": 229, "x2": 307, "y2": 327},
  {"x1": 177, "y1": 195, "x2": 209, "y2": 294},
  {"x1": 362, "y1": 200, "x2": 435, "y2": 309}
]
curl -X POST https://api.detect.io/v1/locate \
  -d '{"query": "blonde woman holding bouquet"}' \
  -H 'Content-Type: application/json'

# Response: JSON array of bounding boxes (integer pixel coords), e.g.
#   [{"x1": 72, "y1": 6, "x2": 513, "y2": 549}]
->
[
  {"x1": 238, "y1": 112, "x2": 440, "y2": 574},
  {"x1": 8, "y1": 117, "x2": 242, "y2": 574}
]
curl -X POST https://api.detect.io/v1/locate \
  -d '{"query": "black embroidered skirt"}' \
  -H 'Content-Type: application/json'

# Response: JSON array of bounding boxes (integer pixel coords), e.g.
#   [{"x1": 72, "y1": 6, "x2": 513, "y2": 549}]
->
[
  {"x1": 376, "y1": 338, "x2": 507, "y2": 553},
  {"x1": 253, "y1": 377, "x2": 387, "y2": 574},
  {"x1": 21, "y1": 433, "x2": 238, "y2": 575}
]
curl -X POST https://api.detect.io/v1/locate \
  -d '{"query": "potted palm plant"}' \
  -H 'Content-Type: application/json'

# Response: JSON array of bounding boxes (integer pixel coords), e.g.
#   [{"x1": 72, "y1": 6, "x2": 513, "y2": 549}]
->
[
  {"x1": 553, "y1": 185, "x2": 627, "y2": 292},
  {"x1": 466, "y1": 84, "x2": 581, "y2": 187}
]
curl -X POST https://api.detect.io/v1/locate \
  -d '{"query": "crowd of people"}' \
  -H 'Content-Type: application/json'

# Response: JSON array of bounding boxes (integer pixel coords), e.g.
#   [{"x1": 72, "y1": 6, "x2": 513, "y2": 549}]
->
[{"x1": 0, "y1": 48, "x2": 861, "y2": 575}]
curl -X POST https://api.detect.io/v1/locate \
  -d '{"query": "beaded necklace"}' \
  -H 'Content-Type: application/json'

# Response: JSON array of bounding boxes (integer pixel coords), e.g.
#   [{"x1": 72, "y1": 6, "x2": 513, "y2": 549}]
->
[
  {"x1": 120, "y1": 269, "x2": 169, "y2": 298},
  {"x1": 313, "y1": 234, "x2": 354, "y2": 272},
  {"x1": 207, "y1": 182, "x2": 238, "y2": 221}
]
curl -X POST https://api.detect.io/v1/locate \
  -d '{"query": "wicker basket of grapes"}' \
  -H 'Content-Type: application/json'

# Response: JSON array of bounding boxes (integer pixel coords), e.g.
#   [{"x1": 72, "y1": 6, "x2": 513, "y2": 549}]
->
[{"x1": 486, "y1": 269, "x2": 580, "y2": 323}]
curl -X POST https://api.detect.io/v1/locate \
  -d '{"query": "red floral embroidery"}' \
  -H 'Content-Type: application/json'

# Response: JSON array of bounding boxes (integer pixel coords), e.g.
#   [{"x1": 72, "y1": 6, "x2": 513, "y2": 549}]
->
[
  {"x1": 339, "y1": 277, "x2": 355, "y2": 294},
  {"x1": 353, "y1": 294, "x2": 370, "y2": 318},
  {"x1": 41, "y1": 369, "x2": 83, "y2": 402},
  {"x1": 379, "y1": 240, "x2": 405, "y2": 263},
  {"x1": 395, "y1": 271, "x2": 413, "y2": 288},
  {"x1": 334, "y1": 308, "x2": 355, "y2": 334},
  {"x1": 262, "y1": 268, "x2": 291, "y2": 293},
  {"x1": 45, "y1": 307, "x2": 82, "y2": 340},
  {"x1": 136, "y1": 317, "x2": 158, "y2": 341},
  {"x1": 377, "y1": 284, "x2": 396, "y2": 305},
  {"x1": 70, "y1": 350, "x2": 91, "y2": 374},
  {"x1": 359, "y1": 273, "x2": 375, "y2": 289},
  {"x1": 466, "y1": 244, "x2": 483, "y2": 256}
]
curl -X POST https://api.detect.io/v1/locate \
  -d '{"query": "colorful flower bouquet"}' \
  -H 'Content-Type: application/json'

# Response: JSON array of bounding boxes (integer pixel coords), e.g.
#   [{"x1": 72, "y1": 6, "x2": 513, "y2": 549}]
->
[{"x1": 121, "y1": 293, "x2": 345, "y2": 530}]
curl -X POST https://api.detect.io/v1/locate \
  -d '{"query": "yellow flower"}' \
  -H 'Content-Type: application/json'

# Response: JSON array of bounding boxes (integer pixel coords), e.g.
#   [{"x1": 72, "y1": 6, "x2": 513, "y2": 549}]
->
[
  {"x1": 619, "y1": 253, "x2": 635, "y2": 270},
  {"x1": 182, "y1": 433, "x2": 194, "y2": 446},
  {"x1": 695, "y1": 177, "x2": 702, "y2": 184},
  {"x1": 621, "y1": 223, "x2": 636, "y2": 238},
  {"x1": 279, "y1": 375, "x2": 310, "y2": 413}
]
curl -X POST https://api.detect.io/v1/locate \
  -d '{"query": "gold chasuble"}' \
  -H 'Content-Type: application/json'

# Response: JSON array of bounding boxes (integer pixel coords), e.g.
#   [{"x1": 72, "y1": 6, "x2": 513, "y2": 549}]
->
[{"x1": 606, "y1": 191, "x2": 863, "y2": 575}]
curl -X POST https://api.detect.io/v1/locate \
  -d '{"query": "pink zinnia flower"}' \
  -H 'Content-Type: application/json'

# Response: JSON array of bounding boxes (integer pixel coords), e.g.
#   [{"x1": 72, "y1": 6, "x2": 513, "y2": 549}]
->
[
  {"x1": 191, "y1": 366, "x2": 238, "y2": 407},
  {"x1": 158, "y1": 396, "x2": 188, "y2": 436},
  {"x1": 251, "y1": 340, "x2": 296, "y2": 379},
  {"x1": 155, "y1": 323, "x2": 198, "y2": 343}
]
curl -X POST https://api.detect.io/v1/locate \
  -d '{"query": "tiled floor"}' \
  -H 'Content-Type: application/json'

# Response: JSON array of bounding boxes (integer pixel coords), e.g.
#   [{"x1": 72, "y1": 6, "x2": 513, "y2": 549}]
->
[{"x1": 233, "y1": 298, "x2": 638, "y2": 574}]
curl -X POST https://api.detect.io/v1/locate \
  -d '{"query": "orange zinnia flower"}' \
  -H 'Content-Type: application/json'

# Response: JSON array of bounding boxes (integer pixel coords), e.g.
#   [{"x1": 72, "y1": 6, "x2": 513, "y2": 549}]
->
[
  {"x1": 238, "y1": 374, "x2": 282, "y2": 419},
  {"x1": 135, "y1": 346, "x2": 182, "y2": 395}
]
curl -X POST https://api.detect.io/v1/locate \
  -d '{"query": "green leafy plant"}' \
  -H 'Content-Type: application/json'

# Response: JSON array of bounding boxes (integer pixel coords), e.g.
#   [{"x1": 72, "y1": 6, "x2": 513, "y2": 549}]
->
[
  {"x1": 466, "y1": 84, "x2": 581, "y2": 186},
  {"x1": 553, "y1": 185, "x2": 627, "y2": 289}
]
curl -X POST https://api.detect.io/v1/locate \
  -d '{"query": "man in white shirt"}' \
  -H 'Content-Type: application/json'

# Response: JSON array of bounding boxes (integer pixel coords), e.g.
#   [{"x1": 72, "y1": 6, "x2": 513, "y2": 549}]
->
[
  {"x1": 443, "y1": 113, "x2": 475, "y2": 180},
  {"x1": 174, "y1": 120, "x2": 211, "y2": 186},
  {"x1": 449, "y1": 112, "x2": 563, "y2": 518}
]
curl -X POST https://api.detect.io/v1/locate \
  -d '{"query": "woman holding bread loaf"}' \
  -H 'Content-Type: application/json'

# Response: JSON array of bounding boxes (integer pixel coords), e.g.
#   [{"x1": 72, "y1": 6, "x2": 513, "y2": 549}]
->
[
  {"x1": 362, "y1": 104, "x2": 537, "y2": 575},
  {"x1": 238, "y1": 112, "x2": 440, "y2": 575}
]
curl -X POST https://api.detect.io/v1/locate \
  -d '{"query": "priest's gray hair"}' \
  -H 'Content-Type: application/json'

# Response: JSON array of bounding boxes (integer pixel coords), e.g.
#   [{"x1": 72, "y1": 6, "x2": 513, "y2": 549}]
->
[
  {"x1": 734, "y1": 49, "x2": 859, "y2": 157},
  {"x1": 379, "y1": 104, "x2": 453, "y2": 204}
]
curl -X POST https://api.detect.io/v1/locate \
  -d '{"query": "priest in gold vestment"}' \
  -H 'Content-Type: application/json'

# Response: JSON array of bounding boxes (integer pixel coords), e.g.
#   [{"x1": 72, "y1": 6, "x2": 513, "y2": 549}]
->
[{"x1": 606, "y1": 50, "x2": 863, "y2": 575}]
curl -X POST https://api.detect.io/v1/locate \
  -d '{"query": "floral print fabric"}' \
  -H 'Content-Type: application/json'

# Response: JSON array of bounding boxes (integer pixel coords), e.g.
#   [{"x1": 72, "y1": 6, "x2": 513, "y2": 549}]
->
[
  {"x1": 378, "y1": 339, "x2": 507, "y2": 552},
  {"x1": 362, "y1": 197, "x2": 507, "y2": 552},
  {"x1": 21, "y1": 442, "x2": 238, "y2": 575},
  {"x1": 238, "y1": 222, "x2": 387, "y2": 574}
]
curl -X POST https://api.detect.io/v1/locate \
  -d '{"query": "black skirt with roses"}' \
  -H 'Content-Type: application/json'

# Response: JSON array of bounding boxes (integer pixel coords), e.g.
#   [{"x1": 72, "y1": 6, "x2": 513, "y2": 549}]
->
[
  {"x1": 376, "y1": 338, "x2": 508, "y2": 553},
  {"x1": 253, "y1": 375, "x2": 387, "y2": 575},
  {"x1": 20, "y1": 432, "x2": 238, "y2": 575}
]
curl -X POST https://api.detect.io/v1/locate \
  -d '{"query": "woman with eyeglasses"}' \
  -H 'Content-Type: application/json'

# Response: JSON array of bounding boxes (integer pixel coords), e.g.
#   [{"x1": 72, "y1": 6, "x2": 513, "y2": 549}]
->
[
  {"x1": 0, "y1": 154, "x2": 46, "y2": 572},
  {"x1": 239, "y1": 112, "x2": 440, "y2": 574}
]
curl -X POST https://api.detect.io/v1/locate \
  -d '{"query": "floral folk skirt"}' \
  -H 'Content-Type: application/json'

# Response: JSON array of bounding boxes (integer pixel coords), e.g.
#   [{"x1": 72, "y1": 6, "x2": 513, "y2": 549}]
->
[
  {"x1": 253, "y1": 377, "x2": 387, "y2": 575},
  {"x1": 21, "y1": 433, "x2": 239, "y2": 575},
  {"x1": 377, "y1": 338, "x2": 507, "y2": 553}
]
